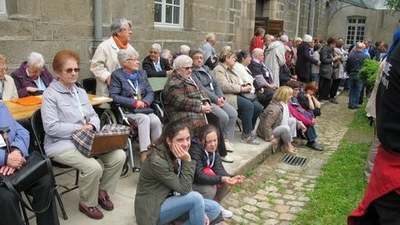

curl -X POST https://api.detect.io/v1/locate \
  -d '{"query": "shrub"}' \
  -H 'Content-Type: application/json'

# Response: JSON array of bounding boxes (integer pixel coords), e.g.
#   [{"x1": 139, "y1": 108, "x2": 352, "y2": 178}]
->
[{"x1": 359, "y1": 59, "x2": 380, "y2": 95}]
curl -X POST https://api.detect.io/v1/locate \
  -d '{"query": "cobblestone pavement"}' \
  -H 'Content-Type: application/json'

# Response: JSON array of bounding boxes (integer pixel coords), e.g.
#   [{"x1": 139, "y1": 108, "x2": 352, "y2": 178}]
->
[{"x1": 221, "y1": 94, "x2": 357, "y2": 225}]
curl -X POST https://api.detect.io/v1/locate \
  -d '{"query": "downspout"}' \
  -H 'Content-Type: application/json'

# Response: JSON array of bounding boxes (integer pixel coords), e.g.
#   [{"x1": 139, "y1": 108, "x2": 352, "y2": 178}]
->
[
  {"x1": 295, "y1": 0, "x2": 301, "y2": 37},
  {"x1": 92, "y1": 0, "x2": 103, "y2": 54}
]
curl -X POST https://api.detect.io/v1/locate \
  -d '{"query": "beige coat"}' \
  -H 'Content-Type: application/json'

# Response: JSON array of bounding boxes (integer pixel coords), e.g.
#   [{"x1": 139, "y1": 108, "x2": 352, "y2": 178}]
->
[
  {"x1": 212, "y1": 63, "x2": 241, "y2": 109},
  {"x1": 1, "y1": 74, "x2": 18, "y2": 100},
  {"x1": 256, "y1": 100, "x2": 283, "y2": 141},
  {"x1": 90, "y1": 37, "x2": 134, "y2": 102}
]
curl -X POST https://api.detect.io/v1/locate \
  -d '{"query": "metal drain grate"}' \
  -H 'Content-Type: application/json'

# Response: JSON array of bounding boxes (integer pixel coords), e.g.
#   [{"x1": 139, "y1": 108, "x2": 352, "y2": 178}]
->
[{"x1": 282, "y1": 154, "x2": 308, "y2": 166}]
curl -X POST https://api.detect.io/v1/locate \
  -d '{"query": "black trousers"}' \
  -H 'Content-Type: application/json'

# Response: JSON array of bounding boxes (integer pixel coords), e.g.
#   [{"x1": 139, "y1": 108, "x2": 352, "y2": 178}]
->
[
  {"x1": 359, "y1": 191, "x2": 400, "y2": 225},
  {"x1": 0, "y1": 174, "x2": 60, "y2": 225}
]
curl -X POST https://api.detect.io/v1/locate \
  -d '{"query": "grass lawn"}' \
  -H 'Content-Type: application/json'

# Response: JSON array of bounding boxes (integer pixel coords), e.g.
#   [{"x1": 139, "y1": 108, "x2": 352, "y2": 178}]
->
[{"x1": 293, "y1": 107, "x2": 374, "y2": 225}]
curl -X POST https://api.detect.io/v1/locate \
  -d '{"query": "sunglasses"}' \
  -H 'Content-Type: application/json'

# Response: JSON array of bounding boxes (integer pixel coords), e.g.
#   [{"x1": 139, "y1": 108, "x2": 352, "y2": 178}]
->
[
  {"x1": 63, "y1": 68, "x2": 81, "y2": 73},
  {"x1": 182, "y1": 67, "x2": 192, "y2": 71}
]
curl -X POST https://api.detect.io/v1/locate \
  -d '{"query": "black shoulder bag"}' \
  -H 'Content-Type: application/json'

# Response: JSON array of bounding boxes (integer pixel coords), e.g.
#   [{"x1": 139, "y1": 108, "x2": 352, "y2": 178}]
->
[{"x1": 0, "y1": 128, "x2": 54, "y2": 213}]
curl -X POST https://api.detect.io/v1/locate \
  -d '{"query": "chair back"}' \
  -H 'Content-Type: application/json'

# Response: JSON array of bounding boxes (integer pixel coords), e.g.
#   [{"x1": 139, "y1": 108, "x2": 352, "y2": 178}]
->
[{"x1": 30, "y1": 109, "x2": 45, "y2": 155}]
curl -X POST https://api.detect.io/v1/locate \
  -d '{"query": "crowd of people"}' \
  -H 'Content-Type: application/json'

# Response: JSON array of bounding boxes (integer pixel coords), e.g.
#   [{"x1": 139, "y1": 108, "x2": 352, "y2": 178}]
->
[{"x1": 0, "y1": 17, "x2": 393, "y2": 224}]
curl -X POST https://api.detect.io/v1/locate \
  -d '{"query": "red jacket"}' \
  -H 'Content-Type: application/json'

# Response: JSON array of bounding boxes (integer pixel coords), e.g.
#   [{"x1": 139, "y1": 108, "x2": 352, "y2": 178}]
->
[
  {"x1": 348, "y1": 146, "x2": 400, "y2": 224},
  {"x1": 249, "y1": 36, "x2": 264, "y2": 54}
]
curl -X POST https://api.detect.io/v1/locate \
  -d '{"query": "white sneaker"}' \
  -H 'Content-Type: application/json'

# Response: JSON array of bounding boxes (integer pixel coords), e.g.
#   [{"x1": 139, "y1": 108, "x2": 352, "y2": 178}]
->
[
  {"x1": 220, "y1": 156, "x2": 234, "y2": 163},
  {"x1": 220, "y1": 206, "x2": 233, "y2": 218},
  {"x1": 224, "y1": 141, "x2": 234, "y2": 152}
]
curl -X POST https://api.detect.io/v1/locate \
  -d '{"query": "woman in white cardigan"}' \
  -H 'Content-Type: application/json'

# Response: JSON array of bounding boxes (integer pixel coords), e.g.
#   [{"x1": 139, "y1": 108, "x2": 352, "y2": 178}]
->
[{"x1": 0, "y1": 54, "x2": 18, "y2": 100}]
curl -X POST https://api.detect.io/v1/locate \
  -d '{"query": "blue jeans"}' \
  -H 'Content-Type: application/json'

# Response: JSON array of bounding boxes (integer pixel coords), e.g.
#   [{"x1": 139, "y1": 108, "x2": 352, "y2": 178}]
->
[
  {"x1": 348, "y1": 75, "x2": 363, "y2": 108},
  {"x1": 237, "y1": 95, "x2": 263, "y2": 134},
  {"x1": 158, "y1": 191, "x2": 221, "y2": 225},
  {"x1": 311, "y1": 73, "x2": 320, "y2": 83},
  {"x1": 305, "y1": 126, "x2": 317, "y2": 143}
]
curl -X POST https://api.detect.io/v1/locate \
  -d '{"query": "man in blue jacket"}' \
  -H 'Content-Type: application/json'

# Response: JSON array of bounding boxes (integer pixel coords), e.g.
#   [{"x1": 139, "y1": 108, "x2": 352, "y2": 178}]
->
[{"x1": 0, "y1": 102, "x2": 59, "y2": 225}]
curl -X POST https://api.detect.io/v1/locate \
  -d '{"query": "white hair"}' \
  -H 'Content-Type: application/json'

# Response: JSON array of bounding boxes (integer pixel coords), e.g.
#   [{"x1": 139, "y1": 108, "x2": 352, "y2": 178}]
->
[
  {"x1": 303, "y1": 34, "x2": 313, "y2": 43},
  {"x1": 151, "y1": 43, "x2": 162, "y2": 53},
  {"x1": 117, "y1": 48, "x2": 139, "y2": 63},
  {"x1": 27, "y1": 52, "x2": 45, "y2": 68},
  {"x1": 252, "y1": 48, "x2": 264, "y2": 59},
  {"x1": 180, "y1": 45, "x2": 190, "y2": 55},
  {"x1": 173, "y1": 55, "x2": 193, "y2": 70}
]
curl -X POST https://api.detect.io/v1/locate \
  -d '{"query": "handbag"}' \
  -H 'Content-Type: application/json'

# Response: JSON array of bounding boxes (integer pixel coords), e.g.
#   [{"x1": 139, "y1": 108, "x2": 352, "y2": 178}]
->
[
  {"x1": 0, "y1": 151, "x2": 54, "y2": 213},
  {"x1": 71, "y1": 124, "x2": 130, "y2": 157},
  {"x1": 132, "y1": 107, "x2": 154, "y2": 114},
  {"x1": 203, "y1": 166, "x2": 216, "y2": 176}
]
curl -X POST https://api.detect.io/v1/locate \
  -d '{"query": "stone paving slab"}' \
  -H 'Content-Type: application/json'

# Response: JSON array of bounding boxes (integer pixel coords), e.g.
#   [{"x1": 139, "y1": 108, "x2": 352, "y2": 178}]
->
[{"x1": 222, "y1": 94, "x2": 357, "y2": 224}]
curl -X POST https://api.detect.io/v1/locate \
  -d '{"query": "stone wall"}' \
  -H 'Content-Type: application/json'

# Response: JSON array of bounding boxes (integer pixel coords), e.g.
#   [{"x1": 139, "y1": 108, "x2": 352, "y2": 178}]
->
[{"x1": 0, "y1": 0, "x2": 256, "y2": 81}]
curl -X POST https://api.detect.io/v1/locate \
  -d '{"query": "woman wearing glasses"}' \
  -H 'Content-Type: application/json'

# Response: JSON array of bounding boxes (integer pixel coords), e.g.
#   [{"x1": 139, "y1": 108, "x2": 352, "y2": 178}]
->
[
  {"x1": 0, "y1": 54, "x2": 18, "y2": 101},
  {"x1": 142, "y1": 43, "x2": 173, "y2": 78},
  {"x1": 11, "y1": 52, "x2": 53, "y2": 97},
  {"x1": 109, "y1": 48, "x2": 162, "y2": 163},
  {"x1": 90, "y1": 18, "x2": 135, "y2": 103},
  {"x1": 41, "y1": 50, "x2": 126, "y2": 220}
]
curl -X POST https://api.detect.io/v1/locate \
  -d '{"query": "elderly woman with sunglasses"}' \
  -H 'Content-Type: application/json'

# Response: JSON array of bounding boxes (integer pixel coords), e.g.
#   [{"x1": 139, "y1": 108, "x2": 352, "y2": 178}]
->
[
  {"x1": 142, "y1": 43, "x2": 173, "y2": 78},
  {"x1": 163, "y1": 55, "x2": 212, "y2": 128},
  {"x1": 41, "y1": 50, "x2": 126, "y2": 220},
  {"x1": 90, "y1": 18, "x2": 135, "y2": 104},
  {"x1": 109, "y1": 48, "x2": 162, "y2": 163}
]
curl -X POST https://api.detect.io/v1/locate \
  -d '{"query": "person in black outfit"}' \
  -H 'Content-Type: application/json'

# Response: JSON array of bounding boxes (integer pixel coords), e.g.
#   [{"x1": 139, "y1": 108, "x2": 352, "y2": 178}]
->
[
  {"x1": 190, "y1": 124, "x2": 245, "y2": 219},
  {"x1": 142, "y1": 43, "x2": 173, "y2": 77},
  {"x1": 0, "y1": 102, "x2": 59, "y2": 225}
]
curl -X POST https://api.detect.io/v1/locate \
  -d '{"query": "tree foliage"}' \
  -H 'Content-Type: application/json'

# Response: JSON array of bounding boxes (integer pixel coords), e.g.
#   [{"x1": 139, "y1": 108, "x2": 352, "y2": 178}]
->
[{"x1": 387, "y1": 0, "x2": 400, "y2": 11}]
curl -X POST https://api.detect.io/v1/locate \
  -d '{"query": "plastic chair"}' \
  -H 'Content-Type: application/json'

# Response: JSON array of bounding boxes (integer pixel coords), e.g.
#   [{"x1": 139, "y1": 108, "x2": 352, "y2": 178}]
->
[{"x1": 30, "y1": 109, "x2": 79, "y2": 220}]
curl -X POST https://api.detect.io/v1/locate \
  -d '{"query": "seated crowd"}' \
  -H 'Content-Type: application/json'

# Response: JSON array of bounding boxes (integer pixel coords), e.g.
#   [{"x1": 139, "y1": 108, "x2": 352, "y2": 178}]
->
[{"x1": 1, "y1": 17, "x2": 367, "y2": 224}]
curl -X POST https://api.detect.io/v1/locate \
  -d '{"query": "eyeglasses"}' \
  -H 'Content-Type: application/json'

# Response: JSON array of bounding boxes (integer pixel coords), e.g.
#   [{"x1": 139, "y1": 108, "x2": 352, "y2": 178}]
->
[
  {"x1": 149, "y1": 51, "x2": 158, "y2": 54},
  {"x1": 182, "y1": 67, "x2": 192, "y2": 71},
  {"x1": 0, "y1": 66, "x2": 7, "y2": 71},
  {"x1": 63, "y1": 68, "x2": 80, "y2": 73}
]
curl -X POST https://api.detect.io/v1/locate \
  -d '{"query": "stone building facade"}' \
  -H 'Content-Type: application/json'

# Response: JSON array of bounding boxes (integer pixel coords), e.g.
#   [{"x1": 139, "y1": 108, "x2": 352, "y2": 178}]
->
[
  {"x1": 0, "y1": 0, "x2": 399, "y2": 82},
  {"x1": 0, "y1": 0, "x2": 255, "y2": 80}
]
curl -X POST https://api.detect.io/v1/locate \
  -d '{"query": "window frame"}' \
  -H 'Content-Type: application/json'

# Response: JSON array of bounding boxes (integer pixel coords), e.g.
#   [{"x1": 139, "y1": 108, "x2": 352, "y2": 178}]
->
[
  {"x1": 345, "y1": 16, "x2": 366, "y2": 45},
  {"x1": 154, "y1": 0, "x2": 184, "y2": 29},
  {"x1": 0, "y1": 0, "x2": 6, "y2": 17}
]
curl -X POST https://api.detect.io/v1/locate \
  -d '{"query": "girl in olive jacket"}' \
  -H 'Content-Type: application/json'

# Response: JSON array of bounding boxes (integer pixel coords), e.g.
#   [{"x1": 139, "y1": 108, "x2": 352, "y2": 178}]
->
[{"x1": 134, "y1": 121, "x2": 221, "y2": 225}]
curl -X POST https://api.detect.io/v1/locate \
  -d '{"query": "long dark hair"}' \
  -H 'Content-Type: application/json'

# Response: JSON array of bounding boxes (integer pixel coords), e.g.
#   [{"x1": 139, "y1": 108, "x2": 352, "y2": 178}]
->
[{"x1": 156, "y1": 121, "x2": 191, "y2": 146}]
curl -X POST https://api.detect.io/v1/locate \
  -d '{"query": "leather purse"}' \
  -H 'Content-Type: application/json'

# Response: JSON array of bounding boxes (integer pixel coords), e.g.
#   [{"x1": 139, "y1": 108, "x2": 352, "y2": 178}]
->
[
  {"x1": 0, "y1": 151, "x2": 54, "y2": 213},
  {"x1": 71, "y1": 124, "x2": 130, "y2": 157}
]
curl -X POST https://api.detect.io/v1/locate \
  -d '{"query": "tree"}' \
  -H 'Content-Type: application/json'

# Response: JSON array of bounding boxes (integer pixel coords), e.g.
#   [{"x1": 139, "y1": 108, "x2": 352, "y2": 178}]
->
[{"x1": 387, "y1": 0, "x2": 400, "y2": 11}]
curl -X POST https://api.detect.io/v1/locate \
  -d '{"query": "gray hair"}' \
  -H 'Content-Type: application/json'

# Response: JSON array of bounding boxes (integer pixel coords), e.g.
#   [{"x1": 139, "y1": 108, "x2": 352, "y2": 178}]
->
[
  {"x1": 180, "y1": 45, "x2": 190, "y2": 55},
  {"x1": 117, "y1": 48, "x2": 139, "y2": 64},
  {"x1": 110, "y1": 18, "x2": 132, "y2": 36},
  {"x1": 173, "y1": 55, "x2": 193, "y2": 70},
  {"x1": 150, "y1": 43, "x2": 162, "y2": 53},
  {"x1": 161, "y1": 49, "x2": 172, "y2": 59},
  {"x1": 252, "y1": 48, "x2": 264, "y2": 59},
  {"x1": 27, "y1": 52, "x2": 45, "y2": 68}
]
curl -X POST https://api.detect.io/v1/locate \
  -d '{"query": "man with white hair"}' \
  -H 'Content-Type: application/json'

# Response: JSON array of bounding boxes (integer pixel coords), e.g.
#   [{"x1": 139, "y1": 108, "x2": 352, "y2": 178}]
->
[
  {"x1": 11, "y1": 52, "x2": 53, "y2": 97},
  {"x1": 264, "y1": 34, "x2": 287, "y2": 87},
  {"x1": 296, "y1": 34, "x2": 320, "y2": 83},
  {"x1": 142, "y1": 43, "x2": 173, "y2": 77}
]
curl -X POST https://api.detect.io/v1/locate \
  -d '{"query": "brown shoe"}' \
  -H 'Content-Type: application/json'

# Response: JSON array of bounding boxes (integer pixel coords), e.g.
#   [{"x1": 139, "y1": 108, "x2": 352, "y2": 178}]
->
[
  {"x1": 79, "y1": 203, "x2": 103, "y2": 219},
  {"x1": 98, "y1": 190, "x2": 114, "y2": 211}
]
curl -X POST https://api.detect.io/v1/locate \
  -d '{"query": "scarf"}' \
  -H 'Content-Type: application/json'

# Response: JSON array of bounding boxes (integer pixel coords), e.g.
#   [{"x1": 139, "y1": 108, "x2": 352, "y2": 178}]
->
[{"x1": 113, "y1": 35, "x2": 128, "y2": 49}]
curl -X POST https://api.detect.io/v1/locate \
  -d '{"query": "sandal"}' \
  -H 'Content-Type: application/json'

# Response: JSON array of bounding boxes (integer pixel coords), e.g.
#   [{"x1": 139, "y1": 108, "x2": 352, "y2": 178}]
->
[{"x1": 240, "y1": 135, "x2": 260, "y2": 145}]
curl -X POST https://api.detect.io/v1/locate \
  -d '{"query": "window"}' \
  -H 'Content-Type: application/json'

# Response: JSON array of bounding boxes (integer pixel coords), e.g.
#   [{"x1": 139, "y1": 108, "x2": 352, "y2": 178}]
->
[
  {"x1": 346, "y1": 17, "x2": 366, "y2": 45},
  {"x1": 154, "y1": 0, "x2": 184, "y2": 28},
  {"x1": 0, "y1": 0, "x2": 6, "y2": 17}
]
